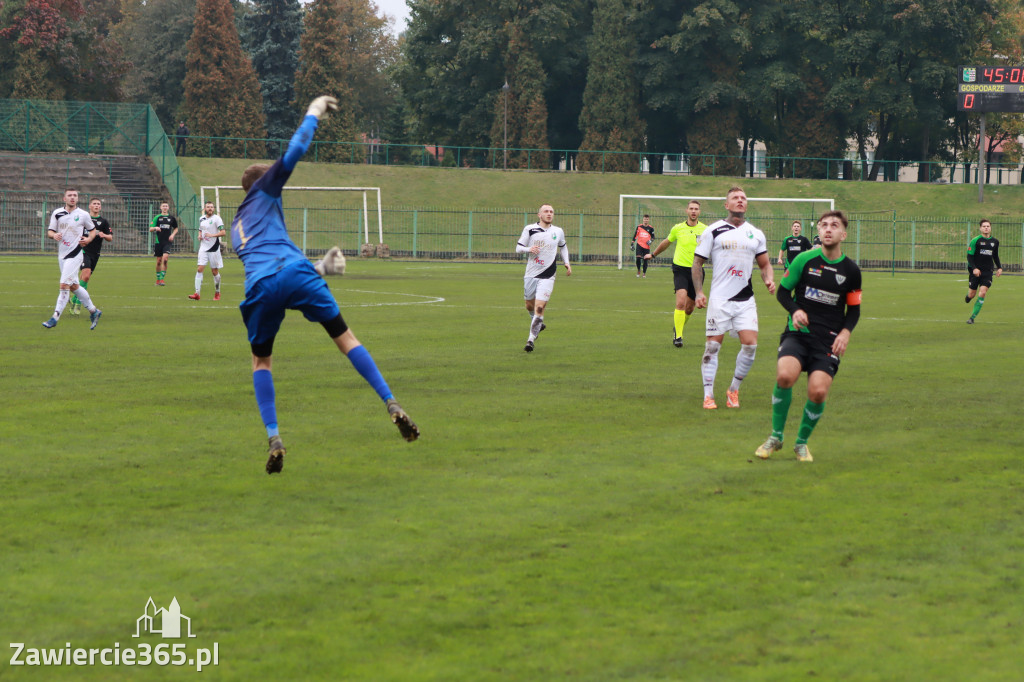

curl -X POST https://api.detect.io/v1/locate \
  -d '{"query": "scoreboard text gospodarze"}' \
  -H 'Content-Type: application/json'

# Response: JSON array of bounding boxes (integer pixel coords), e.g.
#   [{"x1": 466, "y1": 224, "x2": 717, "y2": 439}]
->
[{"x1": 958, "y1": 66, "x2": 1024, "y2": 112}]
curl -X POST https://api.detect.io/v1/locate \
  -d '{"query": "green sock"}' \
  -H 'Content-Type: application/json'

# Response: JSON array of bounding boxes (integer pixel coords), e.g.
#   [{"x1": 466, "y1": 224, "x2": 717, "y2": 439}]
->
[
  {"x1": 796, "y1": 400, "x2": 826, "y2": 444},
  {"x1": 80, "y1": 280, "x2": 88, "y2": 290},
  {"x1": 970, "y1": 296, "x2": 985, "y2": 319},
  {"x1": 771, "y1": 385, "x2": 792, "y2": 440}
]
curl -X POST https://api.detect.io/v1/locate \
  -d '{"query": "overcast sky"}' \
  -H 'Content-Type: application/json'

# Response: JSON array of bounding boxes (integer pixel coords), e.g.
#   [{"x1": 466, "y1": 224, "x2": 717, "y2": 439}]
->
[{"x1": 374, "y1": 0, "x2": 410, "y2": 35}]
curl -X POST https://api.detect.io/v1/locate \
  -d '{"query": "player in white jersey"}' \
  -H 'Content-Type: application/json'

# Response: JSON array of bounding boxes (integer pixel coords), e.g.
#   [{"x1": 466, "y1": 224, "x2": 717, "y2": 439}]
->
[
  {"x1": 692, "y1": 186, "x2": 774, "y2": 409},
  {"x1": 42, "y1": 189, "x2": 102, "y2": 329},
  {"x1": 515, "y1": 204, "x2": 572, "y2": 352},
  {"x1": 189, "y1": 201, "x2": 226, "y2": 301}
]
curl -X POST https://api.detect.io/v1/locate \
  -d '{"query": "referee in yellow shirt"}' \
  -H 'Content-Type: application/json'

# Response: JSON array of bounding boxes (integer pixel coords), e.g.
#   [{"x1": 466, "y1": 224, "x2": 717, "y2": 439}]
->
[{"x1": 646, "y1": 199, "x2": 707, "y2": 347}]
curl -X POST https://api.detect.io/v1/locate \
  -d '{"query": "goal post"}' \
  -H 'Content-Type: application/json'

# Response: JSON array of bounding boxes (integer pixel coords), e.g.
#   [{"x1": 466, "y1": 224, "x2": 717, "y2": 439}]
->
[
  {"x1": 617, "y1": 194, "x2": 836, "y2": 269},
  {"x1": 200, "y1": 186, "x2": 384, "y2": 255}
]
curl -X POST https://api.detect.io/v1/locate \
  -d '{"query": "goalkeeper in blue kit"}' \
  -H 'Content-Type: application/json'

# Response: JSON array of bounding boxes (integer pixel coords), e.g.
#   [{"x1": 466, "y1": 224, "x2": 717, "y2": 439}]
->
[
  {"x1": 755, "y1": 211, "x2": 861, "y2": 463},
  {"x1": 231, "y1": 96, "x2": 419, "y2": 474}
]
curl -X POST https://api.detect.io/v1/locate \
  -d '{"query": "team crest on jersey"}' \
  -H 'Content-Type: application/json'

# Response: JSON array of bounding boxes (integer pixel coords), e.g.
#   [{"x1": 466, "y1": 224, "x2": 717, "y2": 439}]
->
[
  {"x1": 836, "y1": 275, "x2": 846, "y2": 285},
  {"x1": 746, "y1": 230, "x2": 754, "y2": 239}
]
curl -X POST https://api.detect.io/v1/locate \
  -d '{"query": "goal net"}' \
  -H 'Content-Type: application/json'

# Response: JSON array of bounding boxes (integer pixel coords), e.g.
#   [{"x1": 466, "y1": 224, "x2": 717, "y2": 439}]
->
[
  {"x1": 618, "y1": 194, "x2": 836, "y2": 269},
  {"x1": 200, "y1": 186, "x2": 383, "y2": 258}
]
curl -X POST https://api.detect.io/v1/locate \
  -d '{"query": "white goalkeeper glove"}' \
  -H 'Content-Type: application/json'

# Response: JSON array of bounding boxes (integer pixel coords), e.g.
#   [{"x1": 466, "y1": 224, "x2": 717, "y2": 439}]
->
[
  {"x1": 315, "y1": 247, "x2": 346, "y2": 276},
  {"x1": 306, "y1": 96, "x2": 339, "y2": 120}
]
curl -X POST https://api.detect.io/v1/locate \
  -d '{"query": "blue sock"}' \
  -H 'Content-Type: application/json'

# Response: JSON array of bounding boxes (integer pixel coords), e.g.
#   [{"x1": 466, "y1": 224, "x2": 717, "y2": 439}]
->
[
  {"x1": 253, "y1": 369, "x2": 279, "y2": 437},
  {"x1": 347, "y1": 345, "x2": 393, "y2": 402}
]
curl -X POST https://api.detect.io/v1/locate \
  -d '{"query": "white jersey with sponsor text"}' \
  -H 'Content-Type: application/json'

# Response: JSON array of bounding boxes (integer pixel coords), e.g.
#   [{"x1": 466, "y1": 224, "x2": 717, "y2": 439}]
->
[
  {"x1": 518, "y1": 223, "x2": 566, "y2": 279},
  {"x1": 694, "y1": 219, "x2": 768, "y2": 302},
  {"x1": 199, "y1": 213, "x2": 224, "y2": 252},
  {"x1": 48, "y1": 207, "x2": 93, "y2": 260}
]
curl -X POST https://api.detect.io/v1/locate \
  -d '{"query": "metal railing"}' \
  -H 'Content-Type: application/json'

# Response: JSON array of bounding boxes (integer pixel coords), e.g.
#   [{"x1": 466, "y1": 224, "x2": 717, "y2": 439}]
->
[
  {"x1": 170, "y1": 132, "x2": 1022, "y2": 184},
  {"x1": 3, "y1": 196, "x2": 1017, "y2": 274},
  {"x1": 0, "y1": 99, "x2": 200, "y2": 229}
]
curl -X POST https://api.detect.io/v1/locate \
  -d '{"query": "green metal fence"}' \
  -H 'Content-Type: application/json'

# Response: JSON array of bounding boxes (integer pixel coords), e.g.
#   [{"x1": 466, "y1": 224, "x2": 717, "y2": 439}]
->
[
  {"x1": 170, "y1": 132, "x2": 1022, "y2": 184},
  {"x1": 3, "y1": 191, "x2": 1018, "y2": 272},
  {"x1": 0, "y1": 99, "x2": 200, "y2": 229}
]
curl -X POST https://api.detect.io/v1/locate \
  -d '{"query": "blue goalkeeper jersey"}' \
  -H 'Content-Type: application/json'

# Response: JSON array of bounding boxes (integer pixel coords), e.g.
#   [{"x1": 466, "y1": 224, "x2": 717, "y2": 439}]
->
[{"x1": 231, "y1": 115, "x2": 319, "y2": 294}]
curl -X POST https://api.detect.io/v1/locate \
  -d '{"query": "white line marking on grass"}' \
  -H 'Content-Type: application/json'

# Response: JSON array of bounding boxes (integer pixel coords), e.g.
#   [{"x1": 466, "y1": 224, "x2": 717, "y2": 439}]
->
[{"x1": 342, "y1": 289, "x2": 445, "y2": 306}]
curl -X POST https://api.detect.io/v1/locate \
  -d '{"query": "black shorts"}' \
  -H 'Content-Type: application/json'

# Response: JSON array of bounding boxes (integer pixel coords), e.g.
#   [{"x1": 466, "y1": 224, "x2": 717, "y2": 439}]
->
[
  {"x1": 154, "y1": 242, "x2": 170, "y2": 258},
  {"x1": 778, "y1": 331, "x2": 841, "y2": 378},
  {"x1": 81, "y1": 252, "x2": 100, "y2": 272},
  {"x1": 672, "y1": 264, "x2": 696, "y2": 299},
  {"x1": 635, "y1": 246, "x2": 650, "y2": 258},
  {"x1": 968, "y1": 270, "x2": 993, "y2": 290}
]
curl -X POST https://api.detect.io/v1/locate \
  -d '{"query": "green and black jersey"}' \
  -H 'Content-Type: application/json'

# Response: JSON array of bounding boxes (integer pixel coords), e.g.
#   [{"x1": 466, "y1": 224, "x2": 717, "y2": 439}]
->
[
  {"x1": 84, "y1": 216, "x2": 111, "y2": 256},
  {"x1": 777, "y1": 249, "x2": 862, "y2": 344},
  {"x1": 967, "y1": 235, "x2": 1001, "y2": 272},
  {"x1": 151, "y1": 214, "x2": 177, "y2": 245},
  {"x1": 781, "y1": 235, "x2": 812, "y2": 267}
]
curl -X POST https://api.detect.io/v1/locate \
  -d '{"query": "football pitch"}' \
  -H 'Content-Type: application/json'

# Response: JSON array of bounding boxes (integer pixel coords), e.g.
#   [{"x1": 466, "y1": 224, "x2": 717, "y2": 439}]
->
[{"x1": 3, "y1": 255, "x2": 1022, "y2": 680}]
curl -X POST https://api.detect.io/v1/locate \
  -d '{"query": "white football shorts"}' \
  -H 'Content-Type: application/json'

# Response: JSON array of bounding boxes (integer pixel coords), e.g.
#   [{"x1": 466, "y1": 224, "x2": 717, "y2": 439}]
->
[
  {"x1": 523, "y1": 276, "x2": 555, "y2": 302},
  {"x1": 198, "y1": 249, "x2": 224, "y2": 268},
  {"x1": 59, "y1": 253, "x2": 84, "y2": 286},
  {"x1": 705, "y1": 297, "x2": 758, "y2": 336}
]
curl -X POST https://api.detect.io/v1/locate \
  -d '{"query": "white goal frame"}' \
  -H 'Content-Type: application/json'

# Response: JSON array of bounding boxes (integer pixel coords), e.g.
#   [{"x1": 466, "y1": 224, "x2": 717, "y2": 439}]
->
[
  {"x1": 617, "y1": 194, "x2": 835, "y2": 269},
  {"x1": 201, "y1": 186, "x2": 384, "y2": 248}
]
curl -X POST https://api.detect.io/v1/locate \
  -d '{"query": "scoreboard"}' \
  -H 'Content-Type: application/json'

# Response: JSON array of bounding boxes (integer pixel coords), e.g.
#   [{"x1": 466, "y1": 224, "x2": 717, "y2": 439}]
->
[{"x1": 958, "y1": 66, "x2": 1024, "y2": 112}]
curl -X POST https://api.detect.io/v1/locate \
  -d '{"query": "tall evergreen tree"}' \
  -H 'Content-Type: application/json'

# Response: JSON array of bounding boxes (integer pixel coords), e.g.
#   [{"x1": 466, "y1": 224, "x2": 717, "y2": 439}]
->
[
  {"x1": 113, "y1": 0, "x2": 197, "y2": 131},
  {"x1": 241, "y1": 0, "x2": 303, "y2": 142},
  {"x1": 295, "y1": 0, "x2": 357, "y2": 161},
  {"x1": 489, "y1": 23, "x2": 550, "y2": 169},
  {"x1": 337, "y1": 0, "x2": 401, "y2": 139},
  {"x1": 577, "y1": 0, "x2": 644, "y2": 172},
  {"x1": 183, "y1": 0, "x2": 267, "y2": 158}
]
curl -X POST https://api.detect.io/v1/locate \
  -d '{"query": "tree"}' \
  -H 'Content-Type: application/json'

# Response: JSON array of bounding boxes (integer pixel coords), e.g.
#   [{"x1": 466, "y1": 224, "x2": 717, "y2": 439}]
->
[
  {"x1": 0, "y1": 0, "x2": 126, "y2": 101},
  {"x1": 576, "y1": 0, "x2": 644, "y2": 173},
  {"x1": 336, "y1": 0, "x2": 401, "y2": 140},
  {"x1": 398, "y1": 0, "x2": 587, "y2": 161},
  {"x1": 488, "y1": 23, "x2": 550, "y2": 169},
  {"x1": 183, "y1": 0, "x2": 267, "y2": 158},
  {"x1": 294, "y1": 0, "x2": 357, "y2": 160},
  {"x1": 241, "y1": 0, "x2": 303, "y2": 142},
  {"x1": 397, "y1": 0, "x2": 504, "y2": 147},
  {"x1": 655, "y1": 0, "x2": 749, "y2": 176},
  {"x1": 113, "y1": 0, "x2": 197, "y2": 131}
]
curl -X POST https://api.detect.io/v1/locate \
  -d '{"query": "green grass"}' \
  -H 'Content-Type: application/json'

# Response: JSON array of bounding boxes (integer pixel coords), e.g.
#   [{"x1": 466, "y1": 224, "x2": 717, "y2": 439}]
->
[
  {"x1": 3, "y1": 255, "x2": 1023, "y2": 680},
  {"x1": 179, "y1": 157, "x2": 1024, "y2": 218}
]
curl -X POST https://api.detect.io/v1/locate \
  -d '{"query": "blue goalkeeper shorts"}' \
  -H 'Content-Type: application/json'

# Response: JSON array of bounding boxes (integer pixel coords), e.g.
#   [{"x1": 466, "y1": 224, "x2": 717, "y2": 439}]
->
[{"x1": 240, "y1": 260, "x2": 341, "y2": 346}]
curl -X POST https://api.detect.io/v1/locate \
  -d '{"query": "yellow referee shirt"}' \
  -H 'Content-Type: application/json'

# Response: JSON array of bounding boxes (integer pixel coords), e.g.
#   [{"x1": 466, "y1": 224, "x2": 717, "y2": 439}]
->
[{"x1": 666, "y1": 221, "x2": 706, "y2": 267}]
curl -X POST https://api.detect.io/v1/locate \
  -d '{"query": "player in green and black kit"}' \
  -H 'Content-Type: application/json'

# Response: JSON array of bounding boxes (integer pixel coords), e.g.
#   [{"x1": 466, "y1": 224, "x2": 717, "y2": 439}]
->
[
  {"x1": 965, "y1": 219, "x2": 1001, "y2": 324},
  {"x1": 148, "y1": 202, "x2": 179, "y2": 286},
  {"x1": 755, "y1": 210, "x2": 862, "y2": 462},
  {"x1": 777, "y1": 220, "x2": 812, "y2": 270},
  {"x1": 71, "y1": 197, "x2": 114, "y2": 315}
]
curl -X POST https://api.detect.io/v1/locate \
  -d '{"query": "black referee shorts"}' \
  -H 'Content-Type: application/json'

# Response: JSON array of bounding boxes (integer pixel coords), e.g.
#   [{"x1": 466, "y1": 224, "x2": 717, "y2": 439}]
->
[{"x1": 672, "y1": 264, "x2": 696, "y2": 299}]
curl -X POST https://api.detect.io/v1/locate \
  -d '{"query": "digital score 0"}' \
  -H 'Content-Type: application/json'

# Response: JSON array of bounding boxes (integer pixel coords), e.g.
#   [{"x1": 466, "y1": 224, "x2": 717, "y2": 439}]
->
[{"x1": 958, "y1": 66, "x2": 1024, "y2": 112}]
